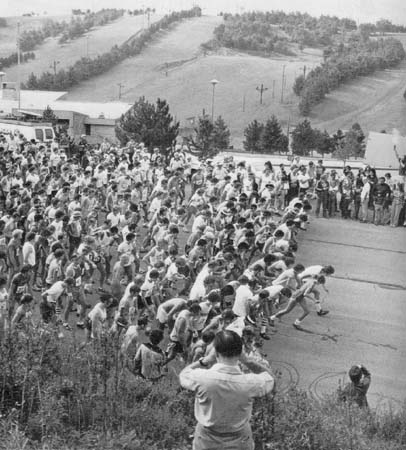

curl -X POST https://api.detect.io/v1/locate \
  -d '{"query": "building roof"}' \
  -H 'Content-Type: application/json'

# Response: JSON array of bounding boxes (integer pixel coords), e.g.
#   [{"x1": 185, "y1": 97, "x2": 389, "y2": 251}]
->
[
  {"x1": 0, "y1": 89, "x2": 66, "y2": 114},
  {"x1": 0, "y1": 89, "x2": 132, "y2": 119},
  {"x1": 364, "y1": 131, "x2": 406, "y2": 169},
  {"x1": 49, "y1": 100, "x2": 132, "y2": 119}
]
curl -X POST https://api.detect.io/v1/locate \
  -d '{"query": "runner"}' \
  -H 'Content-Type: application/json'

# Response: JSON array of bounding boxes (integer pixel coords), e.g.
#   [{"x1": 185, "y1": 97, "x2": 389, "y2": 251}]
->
[{"x1": 270, "y1": 275, "x2": 327, "y2": 328}]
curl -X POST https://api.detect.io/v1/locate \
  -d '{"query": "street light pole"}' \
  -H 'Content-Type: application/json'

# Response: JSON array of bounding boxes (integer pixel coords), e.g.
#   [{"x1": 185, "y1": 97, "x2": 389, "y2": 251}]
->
[
  {"x1": 210, "y1": 79, "x2": 218, "y2": 121},
  {"x1": 17, "y1": 21, "x2": 21, "y2": 110}
]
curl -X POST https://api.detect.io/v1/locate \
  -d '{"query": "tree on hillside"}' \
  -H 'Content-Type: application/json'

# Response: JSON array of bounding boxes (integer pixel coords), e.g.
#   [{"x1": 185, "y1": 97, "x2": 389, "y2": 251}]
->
[
  {"x1": 42, "y1": 105, "x2": 58, "y2": 127},
  {"x1": 194, "y1": 115, "x2": 215, "y2": 158},
  {"x1": 243, "y1": 120, "x2": 264, "y2": 153},
  {"x1": 192, "y1": 115, "x2": 231, "y2": 158},
  {"x1": 332, "y1": 129, "x2": 346, "y2": 155},
  {"x1": 314, "y1": 129, "x2": 335, "y2": 156},
  {"x1": 260, "y1": 115, "x2": 288, "y2": 154},
  {"x1": 337, "y1": 124, "x2": 366, "y2": 161},
  {"x1": 291, "y1": 119, "x2": 317, "y2": 156},
  {"x1": 332, "y1": 128, "x2": 355, "y2": 164},
  {"x1": 349, "y1": 123, "x2": 366, "y2": 157},
  {"x1": 293, "y1": 74, "x2": 305, "y2": 96},
  {"x1": 212, "y1": 116, "x2": 230, "y2": 151},
  {"x1": 115, "y1": 97, "x2": 179, "y2": 149}
]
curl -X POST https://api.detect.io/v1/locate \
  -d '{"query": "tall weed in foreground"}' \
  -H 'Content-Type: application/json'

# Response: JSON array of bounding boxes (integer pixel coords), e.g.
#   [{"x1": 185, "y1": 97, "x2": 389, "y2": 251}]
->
[{"x1": 0, "y1": 327, "x2": 405, "y2": 449}]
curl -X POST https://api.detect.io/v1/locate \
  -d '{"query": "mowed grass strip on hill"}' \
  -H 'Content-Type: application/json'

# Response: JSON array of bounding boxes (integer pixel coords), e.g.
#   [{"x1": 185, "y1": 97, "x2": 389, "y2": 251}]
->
[{"x1": 2, "y1": 14, "x2": 162, "y2": 84}]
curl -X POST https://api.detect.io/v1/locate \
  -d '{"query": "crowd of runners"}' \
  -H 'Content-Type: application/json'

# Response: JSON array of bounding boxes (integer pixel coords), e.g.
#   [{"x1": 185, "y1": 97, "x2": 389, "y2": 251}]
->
[{"x1": 1, "y1": 131, "x2": 403, "y2": 381}]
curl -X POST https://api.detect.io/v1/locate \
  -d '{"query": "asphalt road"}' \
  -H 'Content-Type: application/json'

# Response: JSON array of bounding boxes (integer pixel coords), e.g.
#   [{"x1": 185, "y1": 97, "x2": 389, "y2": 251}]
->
[{"x1": 265, "y1": 216, "x2": 406, "y2": 411}]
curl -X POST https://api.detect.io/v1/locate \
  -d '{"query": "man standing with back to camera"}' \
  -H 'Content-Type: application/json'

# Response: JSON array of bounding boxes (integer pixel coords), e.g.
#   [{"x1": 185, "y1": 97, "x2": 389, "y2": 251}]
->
[{"x1": 179, "y1": 330, "x2": 274, "y2": 450}]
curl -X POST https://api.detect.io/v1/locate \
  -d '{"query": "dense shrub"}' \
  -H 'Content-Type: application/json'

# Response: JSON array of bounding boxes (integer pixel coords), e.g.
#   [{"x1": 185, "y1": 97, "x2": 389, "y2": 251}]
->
[{"x1": 0, "y1": 51, "x2": 35, "y2": 71}]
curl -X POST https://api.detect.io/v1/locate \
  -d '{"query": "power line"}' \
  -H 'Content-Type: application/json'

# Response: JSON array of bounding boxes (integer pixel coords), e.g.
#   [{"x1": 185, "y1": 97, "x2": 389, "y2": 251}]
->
[
  {"x1": 256, "y1": 83, "x2": 268, "y2": 105},
  {"x1": 50, "y1": 60, "x2": 60, "y2": 76},
  {"x1": 280, "y1": 65, "x2": 286, "y2": 104},
  {"x1": 117, "y1": 83, "x2": 124, "y2": 99}
]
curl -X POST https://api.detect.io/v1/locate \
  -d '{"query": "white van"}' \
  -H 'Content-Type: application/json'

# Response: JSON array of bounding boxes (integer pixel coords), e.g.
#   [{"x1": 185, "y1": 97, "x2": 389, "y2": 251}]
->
[{"x1": 0, "y1": 119, "x2": 55, "y2": 143}]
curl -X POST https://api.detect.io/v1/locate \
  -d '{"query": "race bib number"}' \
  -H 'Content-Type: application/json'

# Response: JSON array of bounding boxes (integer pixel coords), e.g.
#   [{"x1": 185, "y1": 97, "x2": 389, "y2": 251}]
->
[
  {"x1": 16, "y1": 285, "x2": 26, "y2": 294},
  {"x1": 75, "y1": 276, "x2": 82, "y2": 287}
]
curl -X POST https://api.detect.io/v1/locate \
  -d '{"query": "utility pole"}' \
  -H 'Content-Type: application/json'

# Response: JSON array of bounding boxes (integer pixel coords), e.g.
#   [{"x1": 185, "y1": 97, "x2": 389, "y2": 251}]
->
[
  {"x1": 86, "y1": 36, "x2": 89, "y2": 57},
  {"x1": 303, "y1": 65, "x2": 307, "y2": 79},
  {"x1": 280, "y1": 65, "x2": 286, "y2": 104},
  {"x1": 242, "y1": 92, "x2": 246, "y2": 112},
  {"x1": 256, "y1": 84, "x2": 268, "y2": 105},
  {"x1": 50, "y1": 60, "x2": 60, "y2": 76},
  {"x1": 17, "y1": 21, "x2": 21, "y2": 110},
  {"x1": 210, "y1": 79, "x2": 219, "y2": 122},
  {"x1": 117, "y1": 83, "x2": 124, "y2": 99},
  {"x1": 272, "y1": 80, "x2": 275, "y2": 99},
  {"x1": 147, "y1": 10, "x2": 151, "y2": 28}
]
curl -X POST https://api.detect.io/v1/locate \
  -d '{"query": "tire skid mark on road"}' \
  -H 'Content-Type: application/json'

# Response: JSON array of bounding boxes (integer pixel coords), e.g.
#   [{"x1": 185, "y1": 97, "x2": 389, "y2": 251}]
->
[
  {"x1": 292, "y1": 325, "x2": 341, "y2": 343},
  {"x1": 357, "y1": 339, "x2": 397, "y2": 352},
  {"x1": 273, "y1": 322, "x2": 342, "y2": 343},
  {"x1": 308, "y1": 371, "x2": 346, "y2": 402},
  {"x1": 305, "y1": 238, "x2": 406, "y2": 255},
  {"x1": 269, "y1": 360, "x2": 300, "y2": 395},
  {"x1": 332, "y1": 275, "x2": 406, "y2": 291}
]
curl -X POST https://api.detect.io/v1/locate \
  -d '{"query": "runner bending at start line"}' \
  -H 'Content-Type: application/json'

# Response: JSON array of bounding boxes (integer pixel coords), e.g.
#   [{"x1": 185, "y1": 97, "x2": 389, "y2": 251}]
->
[{"x1": 270, "y1": 275, "x2": 327, "y2": 329}]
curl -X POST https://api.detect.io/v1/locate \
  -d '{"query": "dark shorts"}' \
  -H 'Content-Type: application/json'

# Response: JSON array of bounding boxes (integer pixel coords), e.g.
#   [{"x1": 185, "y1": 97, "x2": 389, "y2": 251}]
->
[
  {"x1": 166, "y1": 339, "x2": 183, "y2": 355},
  {"x1": 40, "y1": 301, "x2": 56, "y2": 323}
]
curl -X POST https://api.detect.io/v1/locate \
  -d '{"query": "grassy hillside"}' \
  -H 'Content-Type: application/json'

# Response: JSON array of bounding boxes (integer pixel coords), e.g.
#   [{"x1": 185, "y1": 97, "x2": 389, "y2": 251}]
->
[
  {"x1": 0, "y1": 14, "x2": 70, "y2": 57},
  {"x1": 311, "y1": 34, "x2": 406, "y2": 135},
  {"x1": 1, "y1": 13, "x2": 161, "y2": 83},
  {"x1": 64, "y1": 15, "x2": 321, "y2": 146},
  {"x1": 5, "y1": 14, "x2": 404, "y2": 145}
]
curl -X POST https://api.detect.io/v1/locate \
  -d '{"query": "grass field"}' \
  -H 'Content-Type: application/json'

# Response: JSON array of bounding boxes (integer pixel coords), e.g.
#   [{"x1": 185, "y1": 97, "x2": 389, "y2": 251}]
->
[
  {"x1": 0, "y1": 14, "x2": 70, "y2": 57},
  {"x1": 1, "y1": 13, "x2": 162, "y2": 85}
]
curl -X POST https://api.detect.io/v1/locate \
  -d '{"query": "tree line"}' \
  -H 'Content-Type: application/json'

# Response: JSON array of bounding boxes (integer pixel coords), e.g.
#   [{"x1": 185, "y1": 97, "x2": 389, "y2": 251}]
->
[
  {"x1": 0, "y1": 51, "x2": 35, "y2": 71},
  {"x1": 295, "y1": 37, "x2": 406, "y2": 115},
  {"x1": 17, "y1": 9, "x2": 125, "y2": 51},
  {"x1": 58, "y1": 9, "x2": 125, "y2": 44},
  {"x1": 242, "y1": 116, "x2": 366, "y2": 160},
  {"x1": 210, "y1": 11, "x2": 406, "y2": 54},
  {"x1": 128, "y1": 9, "x2": 156, "y2": 16},
  {"x1": 116, "y1": 96, "x2": 366, "y2": 161},
  {"x1": 22, "y1": 7, "x2": 202, "y2": 92},
  {"x1": 209, "y1": 11, "x2": 361, "y2": 54}
]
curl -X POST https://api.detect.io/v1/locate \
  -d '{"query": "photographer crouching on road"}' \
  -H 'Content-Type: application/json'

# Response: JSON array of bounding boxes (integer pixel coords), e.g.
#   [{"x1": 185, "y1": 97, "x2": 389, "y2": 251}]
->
[{"x1": 179, "y1": 329, "x2": 274, "y2": 450}]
